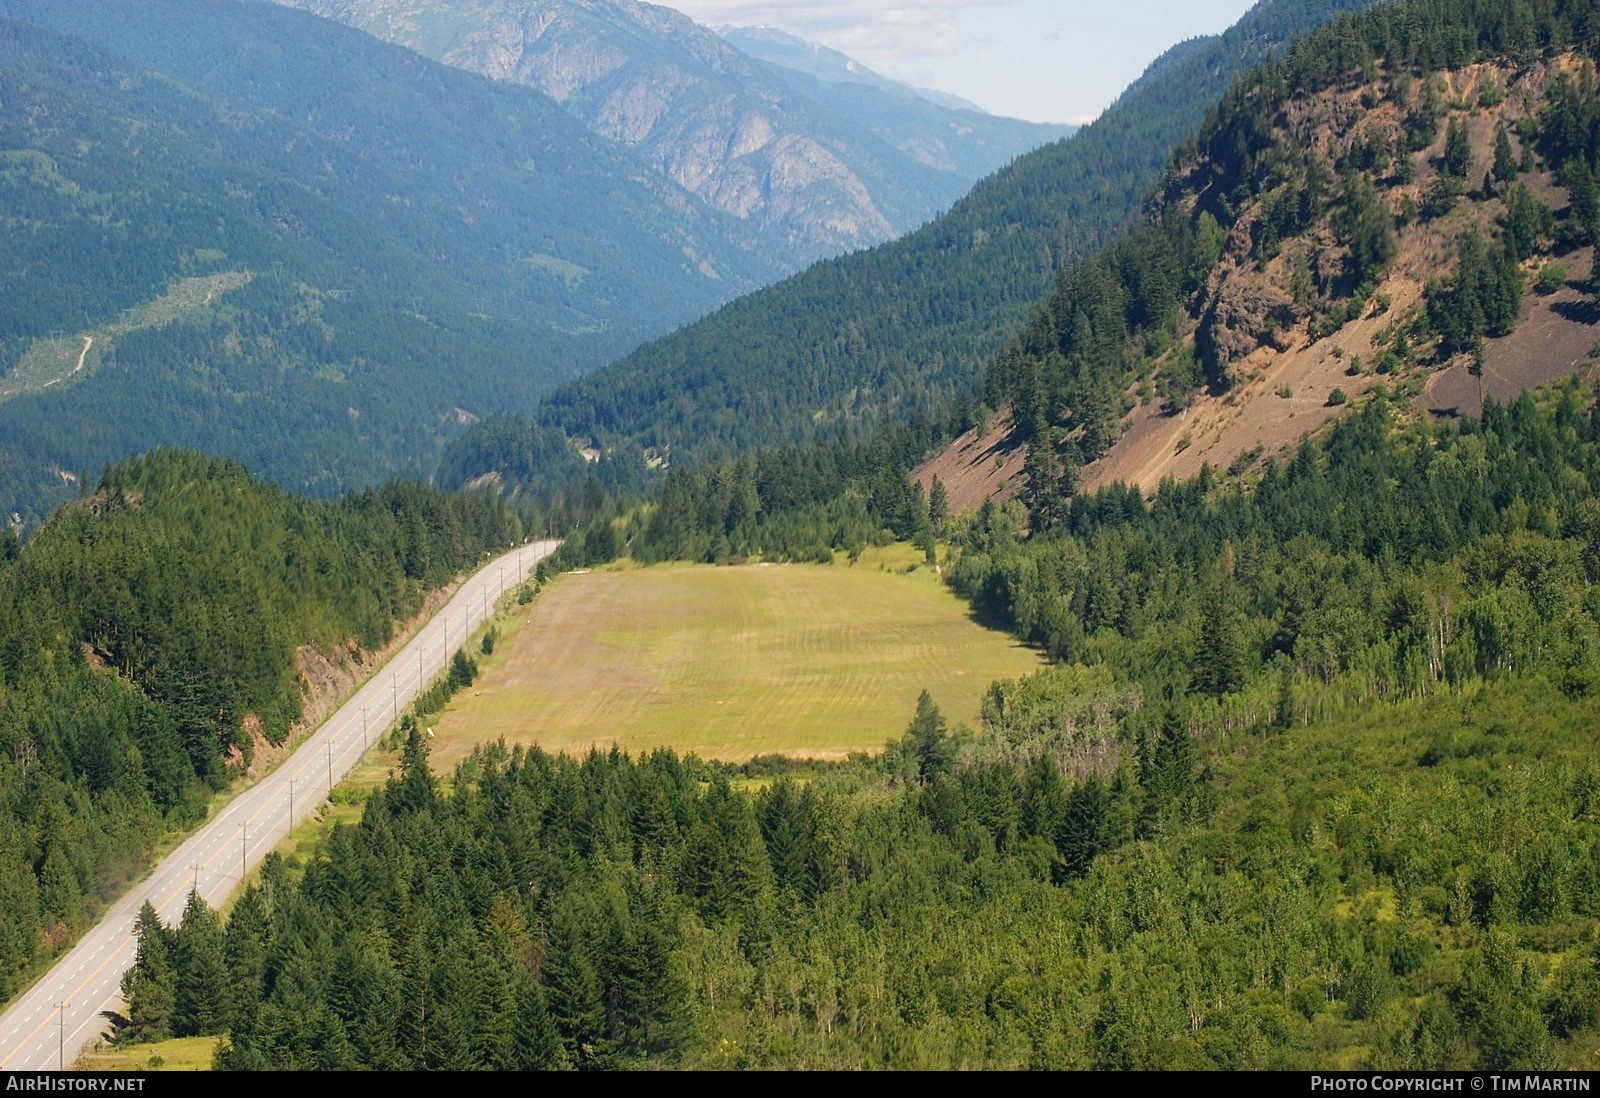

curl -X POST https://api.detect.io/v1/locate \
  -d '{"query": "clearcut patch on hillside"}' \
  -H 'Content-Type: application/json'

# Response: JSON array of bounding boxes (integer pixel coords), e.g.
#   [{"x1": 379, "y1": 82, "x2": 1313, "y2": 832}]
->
[
  {"x1": 425, "y1": 547, "x2": 1042, "y2": 764},
  {"x1": 0, "y1": 271, "x2": 252, "y2": 402}
]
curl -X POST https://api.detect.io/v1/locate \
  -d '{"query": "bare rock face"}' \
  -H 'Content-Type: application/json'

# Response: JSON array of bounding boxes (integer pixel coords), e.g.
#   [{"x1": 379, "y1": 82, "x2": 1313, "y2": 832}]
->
[
  {"x1": 1188, "y1": 188, "x2": 1310, "y2": 385},
  {"x1": 590, "y1": 62, "x2": 696, "y2": 145},
  {"x1": 1199, "y1": 277, "x2": 1302, "y2": 380},
  {"x1": 276, "y1": 0, "x2": 946, "y2": 264}
]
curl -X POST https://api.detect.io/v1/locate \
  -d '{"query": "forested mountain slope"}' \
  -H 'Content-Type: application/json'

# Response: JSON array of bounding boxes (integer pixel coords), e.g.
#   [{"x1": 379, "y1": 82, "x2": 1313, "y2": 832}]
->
[
  {"x1": 275, "y1": 0, "x2": 1053, "y2": 265},
  {"x1": 438, "y1": 0, "x2": 1381, "y2": 497},
  {"x1": 0, "y1": 450, "x2": 517, "y2": 1006},
  {"x1": 137, "y1": 390, "x2": 1600, "y2": 1071},
  {"x1": 90, "y1": 2, "x2": 1600, "y2": 1070},
  {"x1": 0, "y1": 0, "x2": 781, "y2": 526},
  {"x1": 981, "y1": 0, "x2": 1600, "y2": 509},
  {"x1": 625, "y1": 0, "x2": 1600, "y2": 567}
]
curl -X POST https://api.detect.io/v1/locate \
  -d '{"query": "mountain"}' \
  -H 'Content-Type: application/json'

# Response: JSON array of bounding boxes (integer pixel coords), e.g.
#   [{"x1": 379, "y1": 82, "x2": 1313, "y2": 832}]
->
[
  {"x1": 718, "y1": 25, "x2": 986, "y2": 112},
  {"x1": 272, "y1": 0, "x2": 1050, "y2": 264},
  {"x1": 562, "y1": 0, "x2": 1600, "y2": 567},
  {"x1": 720, "y1": 25, "x2": 1076, "y2": 183},
  {"x1": 0, "y1": 0, "x2": 785, "y2": 526},
  {"x1": 979, "y1": 0, "x2": 1600, "y2": 517},
  {"x1": 438, "y1": 0, "x2": 1382, "y2": 495}
]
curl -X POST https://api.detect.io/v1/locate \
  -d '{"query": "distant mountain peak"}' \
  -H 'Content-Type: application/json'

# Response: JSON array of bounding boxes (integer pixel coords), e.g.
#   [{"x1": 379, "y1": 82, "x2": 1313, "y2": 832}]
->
[
  {"x1": 273, "y1": 0, "x2": 1070, "y2": 267},
  {"x1": 717, "y1": 23, "x2": 988, "y2": 115},
  {"x1": 273, "y1": 0, "x2": 990, "y2": 263}
]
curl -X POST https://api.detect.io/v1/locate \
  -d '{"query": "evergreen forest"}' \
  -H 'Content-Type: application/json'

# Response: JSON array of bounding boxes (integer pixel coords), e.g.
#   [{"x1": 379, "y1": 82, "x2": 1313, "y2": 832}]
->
[
  {"x1": 0, "y1": 0, "x2": 784, "y2": 526},
  {"x1": 438, "y1": 0, "x2": 1382, "y2": 501},
  {"x1": 132, "y1": 385, "x2": 1600, "y2": 1071},
  {"x1": 0, "y1": 450, "x2": 517, "y2": 1004}
]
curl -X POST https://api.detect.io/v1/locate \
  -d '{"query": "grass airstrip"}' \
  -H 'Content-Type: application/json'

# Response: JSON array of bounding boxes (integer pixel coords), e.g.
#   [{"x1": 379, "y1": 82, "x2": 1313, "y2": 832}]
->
[{"x1": 425, "y1": 545, "x2": 1043, "y2": 765}]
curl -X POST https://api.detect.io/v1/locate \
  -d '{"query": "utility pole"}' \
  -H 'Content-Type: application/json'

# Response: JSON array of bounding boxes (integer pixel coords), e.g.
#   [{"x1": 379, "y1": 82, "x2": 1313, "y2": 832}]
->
[
  {"x1": 191, "y1": 863, "x2": 200, "y2": 894},
  {"x1": 56, "y1": 1001, "x2": 68, "y2": 1070}
]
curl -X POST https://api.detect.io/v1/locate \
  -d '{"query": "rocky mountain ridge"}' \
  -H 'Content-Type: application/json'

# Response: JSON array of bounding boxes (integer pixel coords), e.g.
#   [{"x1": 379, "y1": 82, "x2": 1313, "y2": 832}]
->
[
  {"x1": 275, "y1": 0, "x2": 1069, "y2": 263},
  {"x1": 978, "y1": 40, "x2": 1600, "y2": 515},
  {"x1": 721, "y1": 23, "x2": 1075, "y2": 182}
]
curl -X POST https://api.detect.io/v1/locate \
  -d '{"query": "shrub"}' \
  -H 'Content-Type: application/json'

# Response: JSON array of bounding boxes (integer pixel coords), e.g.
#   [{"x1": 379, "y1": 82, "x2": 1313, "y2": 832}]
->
[{"x1": 1536, "y1": 265, "x2": 1567, "y2": 294}]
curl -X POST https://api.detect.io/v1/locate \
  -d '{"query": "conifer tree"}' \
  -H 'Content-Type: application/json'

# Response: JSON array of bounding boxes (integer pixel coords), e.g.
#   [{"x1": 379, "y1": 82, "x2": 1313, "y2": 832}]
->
[
  {"x1": 1023, "y1": 441, "x2": 1068, "y2": 532},
  {"x1": 120, "y1": 902, "x2": 175, "y2": 1042},
  {"x1": 543, "y1": 896, "x2": 606, "y2": 1063},
  {"x1": 1274, "y1": 659, "x2": 1296, "y2": 731},
  {"x1": 512, "y1": 975, "x2": 567, "y2": 1070},
  {"x1": 929, "y1": 476, "x2": 950, "y2": 537},
  {"x1": 756, "y1": 781, "x2": 808, "y2": 896},
  {"x1": 1444, "y1": 116, "x2": 1472, "y2": 178},
  {"x1": 1195, "y1": 579, "x2": 1244, "y2": 697},
  {"x1": 1563, "y1": 158, "x2": 1600, "y2": 245},
  {"x1": 1141, "y1": 714, "x2": 1198, "y2": 835},
  {"x1": 172, "y1": 889, "x2": 228, "y2": 1037},
  {"x1": 905, "y1": 691, "x2": 954, "y2": 784},
  {"x1": 1056, "y1": 776, "x2": 1110, "y2": 881},
  {"x1": 1492, "y1": 121, "x2": 1518, "y2": 184},
  {"x1": 392, "y1": 718, "x2": 437, "y2": 815},
  {"x1": 1021, "y1": 753, "x2": 1068, "y2": 843}
]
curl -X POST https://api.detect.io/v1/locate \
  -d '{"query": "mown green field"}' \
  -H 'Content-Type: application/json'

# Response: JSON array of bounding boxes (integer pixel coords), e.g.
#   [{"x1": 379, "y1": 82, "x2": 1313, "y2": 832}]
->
[{"x1": 427, "y1": 547, "x2": 1042, "y2": 764}]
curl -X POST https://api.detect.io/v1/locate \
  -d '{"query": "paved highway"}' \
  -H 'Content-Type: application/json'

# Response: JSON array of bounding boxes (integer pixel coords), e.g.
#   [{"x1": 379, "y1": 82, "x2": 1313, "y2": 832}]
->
[{"x1": 0, "y1": 539, "x2": 559, "y2": 1070}]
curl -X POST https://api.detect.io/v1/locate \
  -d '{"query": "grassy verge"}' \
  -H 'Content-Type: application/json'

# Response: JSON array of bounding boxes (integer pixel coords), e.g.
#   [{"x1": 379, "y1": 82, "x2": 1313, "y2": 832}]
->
[{"x1": 75, "y1": 1034, "x2": 219, "y2": 1072}]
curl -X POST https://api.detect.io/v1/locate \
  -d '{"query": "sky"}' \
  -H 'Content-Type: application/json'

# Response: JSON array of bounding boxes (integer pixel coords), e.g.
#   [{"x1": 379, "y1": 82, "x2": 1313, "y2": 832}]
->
[{"x1": 656, "y1": 0, "x2": 1260, "y2": 124}]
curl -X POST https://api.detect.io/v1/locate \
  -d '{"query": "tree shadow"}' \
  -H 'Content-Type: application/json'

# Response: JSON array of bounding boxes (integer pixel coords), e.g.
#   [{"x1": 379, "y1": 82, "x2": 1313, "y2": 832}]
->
[
  {"x1": 973, "y1": 429, "x2": 1026, "y2": 467},
  {"x1": 1551, "y1": 297, "x2": 1600, "y2": 326},
  {"x1": 963, "y1": 599, "x2": 1017, "y2": 634}
]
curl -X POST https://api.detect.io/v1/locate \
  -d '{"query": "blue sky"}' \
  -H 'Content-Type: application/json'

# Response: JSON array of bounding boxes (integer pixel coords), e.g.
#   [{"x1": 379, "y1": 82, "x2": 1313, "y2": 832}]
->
[{"x1": 658, "y1": 0, "x2": 1260, "y2": 124}]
